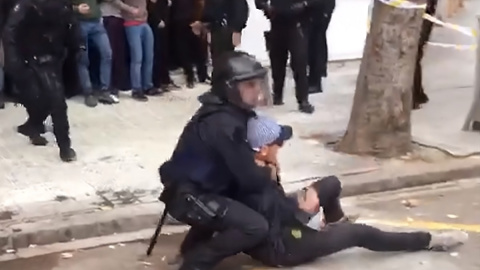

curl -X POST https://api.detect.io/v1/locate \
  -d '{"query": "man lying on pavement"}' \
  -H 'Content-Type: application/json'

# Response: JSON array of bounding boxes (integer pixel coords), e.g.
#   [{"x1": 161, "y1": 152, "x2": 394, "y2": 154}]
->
[{"x1": 168, "y1": 115, "x2": 469, "y2": 268}]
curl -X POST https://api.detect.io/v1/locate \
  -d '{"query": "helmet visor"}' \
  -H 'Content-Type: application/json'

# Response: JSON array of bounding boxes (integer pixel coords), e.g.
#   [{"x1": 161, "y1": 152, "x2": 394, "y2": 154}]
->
[{"x1": 235, "y1": 73, "x2": 270, "y2": 109}]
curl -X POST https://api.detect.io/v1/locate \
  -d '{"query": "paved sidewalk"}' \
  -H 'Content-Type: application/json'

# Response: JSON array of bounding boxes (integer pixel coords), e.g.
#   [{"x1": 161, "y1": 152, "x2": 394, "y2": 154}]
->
[{"x1": 1, "y1": 3, "x2": 480, "y2": 253}]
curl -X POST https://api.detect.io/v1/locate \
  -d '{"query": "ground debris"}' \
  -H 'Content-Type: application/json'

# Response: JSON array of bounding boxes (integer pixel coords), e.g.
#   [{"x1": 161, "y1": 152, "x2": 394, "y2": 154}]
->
[
  {"x1": 401, "y1": 199, "x2": 419, "y2": 208},
  {"x1": 61, "y1": 252, "x2": 73, "y2": 259}
]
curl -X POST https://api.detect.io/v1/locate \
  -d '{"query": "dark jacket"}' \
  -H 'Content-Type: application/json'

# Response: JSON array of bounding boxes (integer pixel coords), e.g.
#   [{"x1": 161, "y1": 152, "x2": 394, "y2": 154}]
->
[
  {"x1": 170, "y1": 0, "x2": 200, "y2": 23},
  {"x1": 3, "y1": 0, "x2": 84, "y2": 74},
  {"x1": 256, "y1": 0, "x2": 323, "y2": 24},
  {"x1": 202, "y1": 0, "x2": 248, "y2": 32},
  {"x1": 159, "y1": 92, "x2": 273, "y2": 196},
  {"x1": 147, "y1": 0, "x2": 169, "y2": 26}
]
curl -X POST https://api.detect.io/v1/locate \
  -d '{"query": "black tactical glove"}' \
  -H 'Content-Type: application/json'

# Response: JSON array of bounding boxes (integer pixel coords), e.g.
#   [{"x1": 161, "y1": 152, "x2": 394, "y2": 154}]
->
[{"x1": 263, "y1": 5, "x2": 275, "y2": 19}]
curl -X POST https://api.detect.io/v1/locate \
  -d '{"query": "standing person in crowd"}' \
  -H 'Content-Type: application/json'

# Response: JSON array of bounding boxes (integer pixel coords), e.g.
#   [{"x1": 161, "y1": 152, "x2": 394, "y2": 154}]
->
[
  {"x1": 307, "y1": 0, "x2": 335, "y2": 94},
  {"x1": 122, "y1": 0, "x2": 163, "y2": 101},
  {"x1": 193, "y1": 0, "x2": 249, "y2": 65},
  {"x1": 170, "y1": 0, "x2": 209, "y2": 88},
  {"x1": 72, "y1": 0, "x2": 118, "y2": 107},
  {"x1": 413, "y1": 0, "x2": 438, "y2": 109},
  {"x1": 148, "y1": 0, "x2": 180, "y2": 92},
  {"x1": 101, "y1": 0, "x2": 132, "y2": 96},
  {"x1": 3, "y1": 0, "x2": 84, "y2": 162},
  {"x1": 0, "y1": 41, "x2": 4, "y2": 109},
  {"x1": 256, "y1": 0, "x2": 317, "y2": 114}
]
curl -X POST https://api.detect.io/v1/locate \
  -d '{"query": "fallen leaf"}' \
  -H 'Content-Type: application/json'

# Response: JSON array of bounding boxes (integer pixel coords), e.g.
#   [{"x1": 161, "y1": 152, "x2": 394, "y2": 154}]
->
[
  {"x1": 99, "y1": 206, "x2": 113, "y2": 211},
  {"x1": 140, "y1": 261, "x2": 153, "y2": 266},
  {"x1": 447, "y1": 214, "x2": 458, "y2": 219},
  {"x1": 6, "y1": 249, "x2": 16, "y2": 254},
  {"x1": 450, "y1": 252, "x2": 459, "y2": 257},
  {"x1": 402, "y1": 199, "x2": 419, "y2": 208},
  {"x1": 108, "y1": 245, "x2": 116, "y2": 249},
  {"x1": 118, "y1": 243, "x2": 126, "y2": 247},
  {"x1": 28, "y1": 244, "x2": 37, "y2": 248},
  {"x1": 61, "y1": 252, "x2": 73, "y2": 259}
]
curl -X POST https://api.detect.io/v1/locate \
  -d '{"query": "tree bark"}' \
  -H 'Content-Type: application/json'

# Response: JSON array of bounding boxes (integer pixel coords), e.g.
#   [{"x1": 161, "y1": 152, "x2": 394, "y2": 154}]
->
[{"x1": 336, "y1": 0, "x2": 426, "y2": 158}]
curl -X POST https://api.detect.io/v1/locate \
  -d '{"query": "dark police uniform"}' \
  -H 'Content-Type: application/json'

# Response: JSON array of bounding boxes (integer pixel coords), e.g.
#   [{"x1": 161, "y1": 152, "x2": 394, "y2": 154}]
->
[
  {"x1": 158, "y1": 52, "x2": 274, "y2": 270},
  {"x1": 256, "y1": 0, "x2": 319, "y2": 114},
  {"x1": 201, "y1": 0, "x2": 249, "y2": 65},
  {"x1": 3, "y1": 0, "x2": 84, "y2": 162},
  {"x1": 307, "y1": 0, "x2": 335, "y2": 94}
]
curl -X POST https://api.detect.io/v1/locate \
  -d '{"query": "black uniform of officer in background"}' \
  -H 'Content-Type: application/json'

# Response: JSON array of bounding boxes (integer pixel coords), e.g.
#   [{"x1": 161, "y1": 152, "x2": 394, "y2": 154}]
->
[
  {"x1": 307, "y1": 0, "x2": 335, "y2": 94},
  {"x1": 201, "y1": 0, "x2": 249, "y2": 65},
  {"x1": 159, "y1": 51, "x2": 276, "y2": 270},
  {"x1": 3, "y1": 0, "x2": 84, "y2": 162},
  {"x1": 256, "y1": 0, "x2": 317, "y2": 114},
  {"x1": 170, "y1": 0, "x2": 209, "y2": 88}
]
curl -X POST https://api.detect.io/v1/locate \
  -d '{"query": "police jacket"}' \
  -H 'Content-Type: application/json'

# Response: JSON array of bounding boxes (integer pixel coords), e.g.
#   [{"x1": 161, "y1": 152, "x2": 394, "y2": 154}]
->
[
  {"x1": 159, "y1": 92, "x2": 273, "y2": 196},
  {"x1": 256, "y1": 0, "x2": 323, "y2": 24},
  {"x1": 2, "y1": 0, "x2": 85, "y2": 74},
  {"x1": 202, "y1": 0, "x2": 249, "y2": 32}
]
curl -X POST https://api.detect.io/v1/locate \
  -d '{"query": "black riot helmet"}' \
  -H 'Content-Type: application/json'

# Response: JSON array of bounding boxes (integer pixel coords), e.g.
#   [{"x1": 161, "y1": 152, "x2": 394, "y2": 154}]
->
[{"x1": 211, "y1": 51, "x2": 269, "y2": 110}]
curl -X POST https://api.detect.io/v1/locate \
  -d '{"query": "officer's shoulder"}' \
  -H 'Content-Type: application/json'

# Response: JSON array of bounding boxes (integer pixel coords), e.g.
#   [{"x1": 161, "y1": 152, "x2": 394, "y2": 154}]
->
[{"x1": 202, "y1": 110, "x2": 246, "y2": 140}]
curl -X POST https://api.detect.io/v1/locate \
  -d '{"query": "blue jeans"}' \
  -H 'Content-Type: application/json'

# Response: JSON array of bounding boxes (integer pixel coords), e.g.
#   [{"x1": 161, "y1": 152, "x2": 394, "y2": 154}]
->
[
  {"x1": 0, "y1": 66, "x2": 4, "y2": 94},
  {"x1": 78, "y1": 19, "x2": 112, "y2": 94},
  {"x1": 125, "y1": 23, "x2": 154, "y2": 92}
]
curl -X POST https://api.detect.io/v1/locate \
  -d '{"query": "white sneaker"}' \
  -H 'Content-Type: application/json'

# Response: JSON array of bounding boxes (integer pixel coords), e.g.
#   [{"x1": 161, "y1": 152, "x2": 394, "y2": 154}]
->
[{"x1": 429, "y1": 230, "x2": 468, "y2": 251}]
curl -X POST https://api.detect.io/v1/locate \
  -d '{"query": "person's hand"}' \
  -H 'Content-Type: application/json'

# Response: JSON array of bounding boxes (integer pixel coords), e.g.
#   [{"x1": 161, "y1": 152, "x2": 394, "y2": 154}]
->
[
  {"x1": 297, "y1": 187, "x2": 320, "y2": 214},
  {"x1": 78, "y1": 3, "x2": 90, "y2": 14},
  {"x1": 206, "y1": 32, "x2": 211, "y2": 44},
  {"x1": 232, "y1": 32, "x2": 241, "y2": 47},
  {"x1": 158, "y1": 20, "x2": 165, "y2": 28},
  {"x1": 130, "y1": 7, "x2": 141, "y2": 16},
  {"x1": 190, "y1": 21, "x2": 202, "y2": 35}
]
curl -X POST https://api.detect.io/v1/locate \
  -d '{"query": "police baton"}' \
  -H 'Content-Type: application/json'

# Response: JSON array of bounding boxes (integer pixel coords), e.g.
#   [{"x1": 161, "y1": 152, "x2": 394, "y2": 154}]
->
[{"x1": 146, "y1": 207, "x2": 169, "y2": 256}]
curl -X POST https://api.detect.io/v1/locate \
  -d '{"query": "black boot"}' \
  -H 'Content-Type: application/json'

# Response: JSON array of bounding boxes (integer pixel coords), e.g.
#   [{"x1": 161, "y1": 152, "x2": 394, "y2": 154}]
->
[
  {"x1": 298, "y1": 101, "x2": 315, "y2": 114},
  {"x1": 17, "y1": 123, "x2": 48, "y2": 146},
  {"x1": 186, "y1": 77, "x2": 195, "y2": 89},
  {"x1": 308, "y1": 78, "x2": 323, "y2": 94},
  {"x1": 59, "y1": 147, "x2": 77, "y2": 162}
]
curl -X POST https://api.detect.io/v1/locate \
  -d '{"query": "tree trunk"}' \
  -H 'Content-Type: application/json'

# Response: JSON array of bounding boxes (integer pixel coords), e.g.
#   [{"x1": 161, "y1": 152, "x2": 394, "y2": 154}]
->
[{"x1": 336, "y1": 0, "x2": 426, "y2": 158}]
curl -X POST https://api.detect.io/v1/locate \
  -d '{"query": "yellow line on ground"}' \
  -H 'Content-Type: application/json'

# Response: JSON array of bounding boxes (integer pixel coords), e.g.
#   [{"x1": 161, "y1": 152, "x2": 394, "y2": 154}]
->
[{"x1": 358, "y1": 219, "x2": 480, "y2": 233}]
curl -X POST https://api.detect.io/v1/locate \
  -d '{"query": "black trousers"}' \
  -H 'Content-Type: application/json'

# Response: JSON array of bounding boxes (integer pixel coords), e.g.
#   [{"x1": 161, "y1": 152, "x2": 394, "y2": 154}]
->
[
  {"x1": 269, "y1": 21, "x2": 309, "y2": 103},
  {"x1": 248, "y1": 176, "x2": 431, "y2": 267},
  {"x1": 210, "y1": 26, "x2": 234, "y2": 67},
  {"x1": 14, "y1": 61, "x2": 71, "y2": 150},
  {"x1": 307, "y1": 10, "x2": 333, "y2": 87},
  {"x1": 152, "y1": 25, "x2": 173, "y2": 86},
  {"x1": 171, "y1": 22, "x2": 208, "y2": 82},
  {"x1": 168, "y1": 188, "x2": 269, "y2": 270}
]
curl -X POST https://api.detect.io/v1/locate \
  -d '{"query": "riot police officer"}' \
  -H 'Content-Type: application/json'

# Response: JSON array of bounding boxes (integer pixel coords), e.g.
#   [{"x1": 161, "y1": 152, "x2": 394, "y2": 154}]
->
[
  {"x1": 3, "y1": 0, "x2": 83, "y2": 162},
  {"x1": 158, "y1": 51, "x2": 276, "y2": 270},
  {"x1": 307, "y1": 0, "x2": 335, "y2": 94},
  {"x1": 256, "y1": 0, "x2": 318, "y2": 114}
]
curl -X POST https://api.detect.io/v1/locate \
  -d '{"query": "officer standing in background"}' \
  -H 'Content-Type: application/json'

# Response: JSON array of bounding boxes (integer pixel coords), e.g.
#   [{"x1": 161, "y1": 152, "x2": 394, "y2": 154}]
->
[
  {"x1": 256, "y1": 0, "x2": 317, "y2": 114},
  {"x1": 191, "y1": 0, "x2": 249, "y2": 65},
  {"x1": 307, "y1": 0, "x2": 335, "y2": 94},
  {"x1": 158, "y1": 51, "x2": 274, "y2": 270}
]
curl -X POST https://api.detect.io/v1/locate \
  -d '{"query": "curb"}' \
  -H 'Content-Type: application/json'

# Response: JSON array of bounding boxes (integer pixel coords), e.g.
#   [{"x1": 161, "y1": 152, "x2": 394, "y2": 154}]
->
[{"x1": 1, "y1": 161, "x2": 480, "y2": 254}]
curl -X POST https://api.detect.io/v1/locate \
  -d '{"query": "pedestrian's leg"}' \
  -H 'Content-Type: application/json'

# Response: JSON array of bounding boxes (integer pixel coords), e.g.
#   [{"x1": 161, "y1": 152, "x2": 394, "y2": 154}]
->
[
  {"x1": 193, "y1": 33, "x2": 209, "y2": 83},
  {"x1": 180, "y1": 227, "x2": 215, "y2": 256},
  {"x1": 76, "y1": 22, "x2": 96, "y2": 107},
  {"x1": 0, "y1": 66, "x2": 5, "y2": 109},
  {"x1": 289, "y1": 24, "x2": 315, "y2": 114},
  {"x1": 269, "y1": 24, "x2": 288, "y2": 105},
  {"x1": 413, "y1": 20, "x2": 433, "y2": 109},
  {"x1": 307, "y1": 21, "x2": 321, "y2": 92},
  {"x1": 151, "y1": 26, "x2": 163, "y2": 88},
  {"x1": 125, "y1": 25, "x2": 148, "y2": 101},
  {"x1": 91, "y1": 21, "x2": 115, "y2": 104},
  {"x1": 280, "y1": 223, "x2": 466, "y2": 266},
  {"x1": 103, "y1": 16, "x2": 130, "y2": 92},
  {"x1": 173, "y1": 23, "x2": 195, "y2": 88},
  {"x1": 141, "y1": 23, "x2": 160, "y2": 95}
]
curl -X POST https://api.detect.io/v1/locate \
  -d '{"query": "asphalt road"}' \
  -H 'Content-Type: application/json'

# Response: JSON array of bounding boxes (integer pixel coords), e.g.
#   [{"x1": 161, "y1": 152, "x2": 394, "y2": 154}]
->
[{"x1": 2, "y1": 178, "x2": 480, "y2": 270}]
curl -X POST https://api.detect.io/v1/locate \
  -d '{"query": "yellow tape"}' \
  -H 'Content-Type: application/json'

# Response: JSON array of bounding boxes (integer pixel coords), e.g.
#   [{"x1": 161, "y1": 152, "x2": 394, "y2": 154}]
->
[
  {"x1": 378, "y1": 0, "x2": 426, "y2": 9},
  {"x1": 423, "y1": 14, "x2": 477, "y2": 37},
  {"x1": 358, "y1": 218, "x2": 480, "y2": 233},
  {"x1": 427, "y1": 41, "x2": 477, "y2": 50}
]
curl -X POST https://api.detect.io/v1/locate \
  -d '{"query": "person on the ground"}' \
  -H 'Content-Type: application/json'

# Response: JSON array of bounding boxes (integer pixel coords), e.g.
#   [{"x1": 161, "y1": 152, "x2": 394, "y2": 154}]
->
[
  {"x1": 190, "y1": 0, "x2": 249, "y2": 66},
  {"x1": 170, "y1": 0, "x2": 209, "y2": 88},
  {"x1": 307, "y1": 0, "x2": 335, "y2": 94},
  {"x1": 147, "y1": 0, "x2": 181, "y2": 92},
  {"x1": 121, "y1": 0, "x2": 163, "y2": 102},
  {"x1": 3, "y1": 0, "x2": 85, "y2": 162},
  {"x1": 158, "y1": 51, "x2": 276, "y2": 270},
  {"x1": 256, "y1": 0, "x2": 317, "y2": 114},
  {"x1": 413, "y1": 0, "x2": 438, "y2": 109},
  {"x1": 71, "y1": 0, "x2": 121, "y2": 107}
]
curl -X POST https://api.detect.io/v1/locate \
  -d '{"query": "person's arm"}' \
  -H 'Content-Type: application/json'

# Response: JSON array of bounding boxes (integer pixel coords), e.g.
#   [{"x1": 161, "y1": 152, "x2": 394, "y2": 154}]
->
[
  {"x1": 109, "y1": 0, "x2": 136, "y2": 13},
  {"x1": 147, "y1": 0, "x2": 161, "y2": 26},
  {"x1": 65, "y1": 3, "x2": 86, "y2": 52},
  {"x1": 2, "y1": 0, "x2": 30, "y2": 72},
  {"x1": 205, "y1": 121, "x2": 273, "y2": 193},
  {"x1": 230, "y1": 0, "x2": 249, "y2": 32}
]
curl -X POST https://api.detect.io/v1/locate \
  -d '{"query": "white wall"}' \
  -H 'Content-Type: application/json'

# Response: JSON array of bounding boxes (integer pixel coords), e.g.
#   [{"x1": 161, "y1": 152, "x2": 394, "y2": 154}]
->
[{"x1": 238, "y1": 0, "x2": 371, "y2": 63}]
